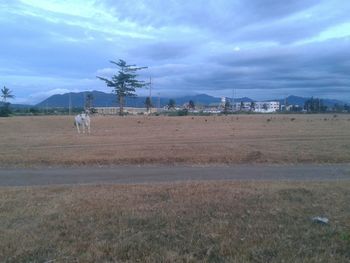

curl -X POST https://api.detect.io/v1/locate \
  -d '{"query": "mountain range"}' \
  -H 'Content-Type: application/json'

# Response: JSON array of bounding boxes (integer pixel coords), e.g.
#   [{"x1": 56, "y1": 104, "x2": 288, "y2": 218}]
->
[
  {"x1": 4, "y1": 91, "x2": 347, "y2": 109},
  {"x1": 35, "y1": 91, "x2": 253, "y2": 108}
]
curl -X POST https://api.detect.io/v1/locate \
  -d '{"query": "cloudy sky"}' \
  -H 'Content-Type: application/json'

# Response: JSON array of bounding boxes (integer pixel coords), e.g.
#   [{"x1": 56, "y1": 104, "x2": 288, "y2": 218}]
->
[{"x1": 1, "y1": 0, "x2": 350, "y2": 104}]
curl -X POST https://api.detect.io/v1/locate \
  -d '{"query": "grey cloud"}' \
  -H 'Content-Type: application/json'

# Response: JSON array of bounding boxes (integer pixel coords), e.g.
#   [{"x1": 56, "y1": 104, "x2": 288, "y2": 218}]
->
[
  {"x1": 129, "y1": 41, "x2": 196, "y2": 61},
  {"x1": 2, "y1": 0, "x2": 350, "y2": 103},
  {"x1": 101, "y1": 0, "x2": 319, "y2": 28},
  {"x1": 0, "y1": 13, "x2": 132, "y2": 77},
  {"x1": 127, "y1": 35, "x2": 350, "y2": 99},
  {"x1": 100, "y1": 0, "x2": 344, "y2": 44},
  {"x1": 166, "y1": 37, "x2": 350, "y2": 96}
]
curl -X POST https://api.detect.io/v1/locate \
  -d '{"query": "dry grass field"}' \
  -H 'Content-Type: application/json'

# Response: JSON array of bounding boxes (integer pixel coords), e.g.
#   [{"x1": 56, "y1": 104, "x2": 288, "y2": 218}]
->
[
  {"x1": 1, "y1": 115, "x2": 350, "y2": 262},
  {"x1": 0, "y1": 114, "x2": 350, "y2": 167},
  {"x1": 1, "y1": 181, "x2": 350, "y2": 262}
]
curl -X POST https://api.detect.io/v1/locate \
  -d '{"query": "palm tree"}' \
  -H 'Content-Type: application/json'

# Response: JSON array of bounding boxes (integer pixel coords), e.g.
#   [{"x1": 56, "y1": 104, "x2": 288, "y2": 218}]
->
[
  {"x1": 188, "y1": 100, "x2": 195, "y2": 110},
  {"x1": 168, "y1": 99, "x2": 176, "y2": 110},
  {"x1": 1, "y1": 86, "x2": 14, "y2": 102}
]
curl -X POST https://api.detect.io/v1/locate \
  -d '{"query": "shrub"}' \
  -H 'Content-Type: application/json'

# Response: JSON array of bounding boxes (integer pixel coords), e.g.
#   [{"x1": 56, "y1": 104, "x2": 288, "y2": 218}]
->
[
  {"x1": 177, "y1": 109, "x2": 188, "y2": 116},
  {"x1": 0, "y1": 103, "x2": 12, "y2": 117}
]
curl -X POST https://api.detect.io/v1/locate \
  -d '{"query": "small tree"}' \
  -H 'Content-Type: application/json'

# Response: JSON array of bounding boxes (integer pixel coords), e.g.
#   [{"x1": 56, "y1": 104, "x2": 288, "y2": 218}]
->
[
  {"x1": 223, "y1": 100, "x2": 231, "y2": 114},
  {"x1": 262, "y1": 103, "x2": 268, "y2": 111},
  {"x1": 85, "y1": 93, "x2": 94, "y2": 111},
  {"x1": 1, "y1": 86, "x2": 14, "y2": 102},
  {"x1": 304, "y1": 97, "x2": 326, "y2": 113},
  {"x1": 250, "y1": 101, "x2": 255, "y2": 111},
  {"x1": 145, "y1": 97, "x2": 153, "y2": 112},
  {"x1": 240, "y1": 101, "x2": 244, "y2": 111},
  {"x1": 333, "y1": 103, "x2": 343, "y2": 113},
  {"x1": 97, "y1": 59, "x2": 147, "y2": 116},
  {"x1": 304, "y1": 98, "x2": 312, "y2": 112},
  {"x1": 0, "y1": 105, "x2": 11, "y2": 117},
  {"x1": 168, "y1": 99, "x2": 176, "y2": 110},
  {"x1": 0, "y1": 86, "x2": 14, "y2": 117},
  {"x1": 188, "y1": 100, "x2": 195, "y2": 110},
  {"x1": 29, "y1": 107, "x2": 40, "y2": 115},
  {"x1": 177, "y1": 108, "x2": 188, "y2": 116}
]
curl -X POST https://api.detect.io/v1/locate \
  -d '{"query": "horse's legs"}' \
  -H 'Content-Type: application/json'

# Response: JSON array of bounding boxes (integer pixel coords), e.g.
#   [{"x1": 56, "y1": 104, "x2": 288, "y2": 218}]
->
[
  {"x1": 82, "y1": 123, "x2": 85, "y2": 134},
  {"x1": 76, "y1": 122, "x2": 80, "y2": 133}
]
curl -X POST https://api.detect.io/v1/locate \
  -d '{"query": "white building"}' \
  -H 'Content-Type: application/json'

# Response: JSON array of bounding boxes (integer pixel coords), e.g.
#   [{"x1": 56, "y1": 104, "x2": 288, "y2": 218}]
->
[
  {"x1": 95, "y1": 107, "x2": 158, "y2": 115},
  {"x1": 221, "y1": 97, "x2": 227, "y2": 105},
  {"x1": 254, "y1": 101, "x2": 280, "y2": 113},
  {"x1": 233, "y1": 101, "x2": 280, "y2": 112},
  {"x1": 233, "y1": 102, "x2": 253, "y2": 111}
]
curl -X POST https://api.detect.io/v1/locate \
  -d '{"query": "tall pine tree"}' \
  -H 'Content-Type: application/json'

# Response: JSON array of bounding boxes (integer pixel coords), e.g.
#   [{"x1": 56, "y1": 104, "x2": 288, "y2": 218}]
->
[{"x1": 97, "y1": 59, "x2": 148, "y2": 115}]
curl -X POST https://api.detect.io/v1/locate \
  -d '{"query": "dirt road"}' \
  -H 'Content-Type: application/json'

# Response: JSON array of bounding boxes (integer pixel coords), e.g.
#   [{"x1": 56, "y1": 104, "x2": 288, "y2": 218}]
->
[{"x1": 1, "y1": 164, "x2": 350, "y2": 187}]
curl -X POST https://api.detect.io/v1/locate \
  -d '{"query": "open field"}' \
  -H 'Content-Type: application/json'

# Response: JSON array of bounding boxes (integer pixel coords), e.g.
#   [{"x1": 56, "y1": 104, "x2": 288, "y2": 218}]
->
[
  {"x1": 0, "y1": 114, "x2": 350, "y2": 167},
  {"x1": 1, "y1": 181, "x2": 350, "y2": 262},
  {"x1": 2, "y1": 115, "x2": 350, "y2": 262}
]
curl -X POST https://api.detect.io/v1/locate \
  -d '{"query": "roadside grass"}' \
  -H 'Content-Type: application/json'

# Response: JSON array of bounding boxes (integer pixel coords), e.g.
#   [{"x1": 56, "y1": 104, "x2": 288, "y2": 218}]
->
[{"x1": 1, "y1": 181, "x2": 349, "y2": 262}]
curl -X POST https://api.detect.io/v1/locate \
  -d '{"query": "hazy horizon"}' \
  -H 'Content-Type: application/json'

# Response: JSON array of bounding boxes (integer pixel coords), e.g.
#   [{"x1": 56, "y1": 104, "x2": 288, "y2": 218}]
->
[
  {"x1": 1, "y1": 0, "x2": 350, "y2": 104},
  {"x1": 16, "y1": 90, "x2": 345, "y2": 107}
]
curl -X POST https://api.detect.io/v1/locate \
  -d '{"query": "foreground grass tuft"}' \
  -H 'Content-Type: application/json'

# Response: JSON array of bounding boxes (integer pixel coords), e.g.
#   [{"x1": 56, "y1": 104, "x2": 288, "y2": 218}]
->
[{"x1": 1, "y1": 181, "x2": 350, "y2": 262}]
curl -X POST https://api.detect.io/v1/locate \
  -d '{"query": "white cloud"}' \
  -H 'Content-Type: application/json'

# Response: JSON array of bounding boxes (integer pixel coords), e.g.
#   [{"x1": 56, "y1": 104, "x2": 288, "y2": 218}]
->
[
  {"x1": 11, "y1": 0, "x2": 157, "y2": 40},
  {"x1": 297, "y1": 22, "x2": 350, "y2": 45}
]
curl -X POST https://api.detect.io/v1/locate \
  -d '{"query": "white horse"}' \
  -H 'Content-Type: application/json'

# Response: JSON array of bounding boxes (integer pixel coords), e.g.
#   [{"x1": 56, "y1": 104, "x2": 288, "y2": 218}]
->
[{"x1": 74, "y1": 112, "x2": 91, "y2": 134}]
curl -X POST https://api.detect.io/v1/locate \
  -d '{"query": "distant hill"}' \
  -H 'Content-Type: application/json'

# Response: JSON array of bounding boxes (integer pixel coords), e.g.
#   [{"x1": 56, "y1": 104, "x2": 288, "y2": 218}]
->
[
  {"x1": 174, "y1": 94, "x2": 220, "y2": 105},
  {"x1": 36, "y1": 90, "x2": 166, "y2": 108},
  {"x1": 36, "y1": 91, "x2": 254, "y2": 108},
  {"x1": 36, "y1": 91, "x2": 117, "y2": 108},
  {"x1": 0, "y1": 102, "x2": 32, "y2": 109},
  {"x1": 233, "y1": 97, "x2": 254, "y2": 103}
]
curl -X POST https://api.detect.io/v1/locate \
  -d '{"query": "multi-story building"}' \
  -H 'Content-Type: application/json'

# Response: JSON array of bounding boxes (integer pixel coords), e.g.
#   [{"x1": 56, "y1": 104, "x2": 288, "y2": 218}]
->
[
  {"x1": 254, "y1": 101, "x2": 280, "y2": 112},
  {"x1": 233, "y1": 102, "x2": 253, "y2": 111},
  {"x1": 233, "y1": 101, "x2": 280, "y2": 112}
]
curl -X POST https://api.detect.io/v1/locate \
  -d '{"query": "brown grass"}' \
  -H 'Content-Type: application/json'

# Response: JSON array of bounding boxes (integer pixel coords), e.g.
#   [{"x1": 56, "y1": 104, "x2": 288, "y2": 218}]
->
[
  {"x1": 0, "y1": 114, "x2": 350, "y2": 167},
  {"x1": 1, "y1": 181, "x2": 349, "y2": 262}
]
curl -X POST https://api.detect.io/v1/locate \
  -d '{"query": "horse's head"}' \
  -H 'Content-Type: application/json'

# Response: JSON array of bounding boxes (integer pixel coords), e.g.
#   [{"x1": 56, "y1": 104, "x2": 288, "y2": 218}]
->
[
  {"x1": 79, "y1": 112, "x2": 86, "y2": 119},
  {"x1": 80, "y1": 112, "x2": 90, "y2": 124}
]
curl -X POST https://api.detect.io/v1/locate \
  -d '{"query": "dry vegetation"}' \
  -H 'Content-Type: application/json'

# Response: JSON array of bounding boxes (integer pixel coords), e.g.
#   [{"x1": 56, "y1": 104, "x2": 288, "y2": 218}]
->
[
  {"x1": 2, "y1": 114, "x2": 350, "y2": 262},
  {"x1": 0, "y1": 114, "x2": 350, "y2": 167},
  {"x1": 1, "y1": 181, "x2": 349, "y2": 262}
]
